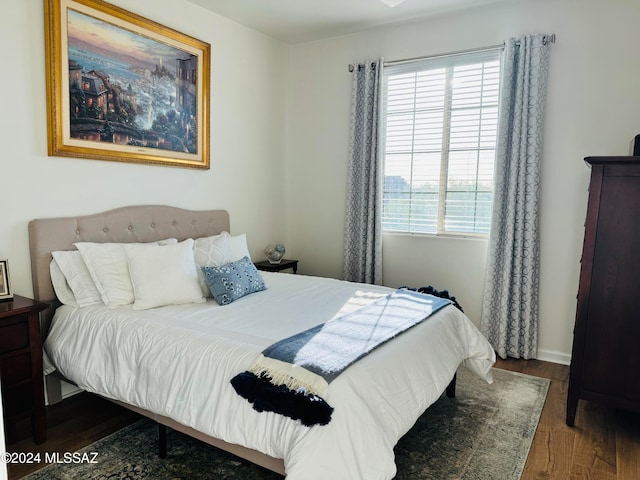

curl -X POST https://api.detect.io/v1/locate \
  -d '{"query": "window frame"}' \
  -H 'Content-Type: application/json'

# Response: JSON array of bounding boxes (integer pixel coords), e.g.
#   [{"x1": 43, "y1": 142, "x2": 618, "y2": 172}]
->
[{"x1": 381, "y1": 48, "x2": 502, "y2": 238}]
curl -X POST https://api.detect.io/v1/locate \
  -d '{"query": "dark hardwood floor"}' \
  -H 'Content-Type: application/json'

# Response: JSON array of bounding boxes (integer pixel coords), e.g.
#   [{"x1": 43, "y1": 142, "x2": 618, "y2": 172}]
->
[
  {"x1": 5, "y1": 392, "x2": 141, "y2": 479},
  {"x1": 4, "y1": 358, "x2": 640, "y2": 479},
  {"x1": 495, "y1": 358, "x2": 640, "y2": 480}
]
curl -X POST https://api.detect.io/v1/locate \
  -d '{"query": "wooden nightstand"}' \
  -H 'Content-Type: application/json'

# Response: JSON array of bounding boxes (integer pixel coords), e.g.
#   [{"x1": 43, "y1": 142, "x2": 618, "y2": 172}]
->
[
  {"x1": 254, "y1": 259, "x2": 298, "y2": 274},
  {"x1": 0, "y1": 294, "x2": 49, "y2": 444}
]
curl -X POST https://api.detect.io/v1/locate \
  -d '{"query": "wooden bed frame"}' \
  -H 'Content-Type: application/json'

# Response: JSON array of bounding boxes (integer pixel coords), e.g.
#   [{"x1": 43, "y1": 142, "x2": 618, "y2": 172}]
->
[
  {"x1": 28, "y1": 204, "x2": 457, "y2": 477},
  {"x1": 28, "y1": 205, "x2": 287, "y2": 475}
]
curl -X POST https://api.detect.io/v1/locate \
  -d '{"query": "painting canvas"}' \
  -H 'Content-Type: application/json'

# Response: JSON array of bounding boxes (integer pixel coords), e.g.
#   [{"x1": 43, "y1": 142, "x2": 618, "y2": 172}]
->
[{"x1": 44, "y1": 0, "x2": 211, "y2": 169}]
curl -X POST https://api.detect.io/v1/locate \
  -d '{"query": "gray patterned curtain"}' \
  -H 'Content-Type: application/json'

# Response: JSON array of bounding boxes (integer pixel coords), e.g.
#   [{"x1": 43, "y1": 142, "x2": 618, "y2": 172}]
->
[
  {"x1": 343, "y1": 59, "x2": 383, "y2": 285},
  {"x1": 481, "y1": 35, "x2": 551, "y2": 359}
]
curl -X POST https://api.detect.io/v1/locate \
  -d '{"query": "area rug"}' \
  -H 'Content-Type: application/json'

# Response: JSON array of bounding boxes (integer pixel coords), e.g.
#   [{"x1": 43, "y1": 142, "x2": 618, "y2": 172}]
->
[{"x1": 23, "y1": 367, "x2": 549, "y2": 480}]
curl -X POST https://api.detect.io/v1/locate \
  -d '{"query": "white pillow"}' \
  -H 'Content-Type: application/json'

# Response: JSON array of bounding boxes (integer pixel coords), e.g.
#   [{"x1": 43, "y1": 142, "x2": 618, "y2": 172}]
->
[
  {"x1": 226, "y1": 233, "x2": 252, "y2": 261},
  {"x1": 75, "y1": 239, "x2": 177, "y2": 308},
  {"x1": 193, "y1": 232, "x2": 227, "y2": 268},
  {"x1": 124, "y1": 239, "x2": 205, "y2": 310},
  {"x1": 49, "y1": 259, "x2": 77, "y2": 306},
  {"x1": 193, "y1": 232, "x2": 251, "y2": 297},
  {"x1": 51, "y1": 250, "x2": 102, "y2": 306}
]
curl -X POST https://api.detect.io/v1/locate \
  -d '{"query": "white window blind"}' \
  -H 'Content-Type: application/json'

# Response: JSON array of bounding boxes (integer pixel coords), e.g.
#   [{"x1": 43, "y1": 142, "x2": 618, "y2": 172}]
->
[{"x1": 382, "y1": 48, "x2": 501, "y2": 235}]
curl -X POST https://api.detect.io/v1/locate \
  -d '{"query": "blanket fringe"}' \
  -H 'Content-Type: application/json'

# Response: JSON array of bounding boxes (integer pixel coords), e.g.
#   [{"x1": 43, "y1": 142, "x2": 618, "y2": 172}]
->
[
  {"x1": 248, "y1": 354, "x2": 329, "y2": 396},
  {"x1": 401, "y1": 285, "x2": 464, "y2": 312},
  {"x1": 231, "y1": 371, "x2": 334, "y2": 426}
]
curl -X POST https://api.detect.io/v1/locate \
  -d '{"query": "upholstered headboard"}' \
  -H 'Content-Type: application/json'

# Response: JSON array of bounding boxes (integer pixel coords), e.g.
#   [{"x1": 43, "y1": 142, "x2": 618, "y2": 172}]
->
[{"x1": 28, "y1": 204, "x2": 230, "y2": 309}]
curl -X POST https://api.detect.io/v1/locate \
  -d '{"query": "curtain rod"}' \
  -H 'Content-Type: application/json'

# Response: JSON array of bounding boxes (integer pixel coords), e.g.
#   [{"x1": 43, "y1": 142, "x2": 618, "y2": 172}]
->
[{"x1": 348, "y1": 33, "x2": 556, "y2": 72}]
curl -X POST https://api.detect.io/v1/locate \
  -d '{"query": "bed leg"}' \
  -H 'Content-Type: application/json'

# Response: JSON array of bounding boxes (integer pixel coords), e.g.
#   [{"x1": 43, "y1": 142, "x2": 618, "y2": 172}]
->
[
  {"x1": 446, "y1": 373, "x2": 456, "y2": 398},
  {"x1": 158, "y1": 424, "x2": 167, "y2": 459}
]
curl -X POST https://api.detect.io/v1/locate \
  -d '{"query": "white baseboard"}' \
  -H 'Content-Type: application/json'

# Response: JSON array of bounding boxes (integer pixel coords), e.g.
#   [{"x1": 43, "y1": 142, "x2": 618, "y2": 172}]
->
[{"x1": 536, "y1": 348, "x2": 571, "y2": 365}]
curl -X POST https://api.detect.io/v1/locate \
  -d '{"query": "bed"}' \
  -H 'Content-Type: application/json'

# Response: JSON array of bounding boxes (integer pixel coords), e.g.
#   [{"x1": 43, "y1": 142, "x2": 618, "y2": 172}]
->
[{"x1": 28, "y1": 205, "x2": 496, "y2": 480}]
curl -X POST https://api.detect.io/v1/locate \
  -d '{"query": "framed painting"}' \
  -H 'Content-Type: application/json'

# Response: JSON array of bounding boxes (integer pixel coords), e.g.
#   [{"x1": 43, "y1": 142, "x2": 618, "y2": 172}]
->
[
  {"x1": 44, "y1": 0, "x2": 211, "y2": 169},
  {"x1": 0, "y1": 259, "x2": 13, "y2": 301}
]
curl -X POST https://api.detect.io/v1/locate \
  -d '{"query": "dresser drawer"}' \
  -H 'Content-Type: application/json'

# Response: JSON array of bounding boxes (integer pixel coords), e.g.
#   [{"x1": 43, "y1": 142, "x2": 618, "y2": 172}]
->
[
  {"x1": 0, "y1": 318, "x2": 29, "y2": 353},
  {"x1": 0, "y1": 352, "x2": 32, "y2": 385}
]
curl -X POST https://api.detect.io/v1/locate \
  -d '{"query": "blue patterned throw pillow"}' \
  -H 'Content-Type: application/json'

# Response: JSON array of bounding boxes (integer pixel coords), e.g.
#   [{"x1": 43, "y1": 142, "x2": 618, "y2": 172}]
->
[{"x1": 201, "y1": 256, "x2": 266, "y2": 305}]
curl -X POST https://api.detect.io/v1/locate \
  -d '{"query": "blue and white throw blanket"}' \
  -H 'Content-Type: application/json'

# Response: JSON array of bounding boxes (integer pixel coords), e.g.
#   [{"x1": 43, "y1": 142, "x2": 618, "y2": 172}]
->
[{"x1": 231, "y1": 288, "x2": 451, "y2": 426}]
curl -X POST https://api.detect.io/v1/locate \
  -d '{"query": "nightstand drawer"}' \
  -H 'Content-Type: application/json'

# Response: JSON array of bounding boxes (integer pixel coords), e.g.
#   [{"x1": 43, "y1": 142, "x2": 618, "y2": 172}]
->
[
  {"x1": 1, "y1": 383, "x2": 35, "y2": 417},
  {"x1": 0, "y1": 352, "x2": 32, "y2": 385},
  {"x1": 0, "y1": 319, "x2": 29, "y2": 353}
]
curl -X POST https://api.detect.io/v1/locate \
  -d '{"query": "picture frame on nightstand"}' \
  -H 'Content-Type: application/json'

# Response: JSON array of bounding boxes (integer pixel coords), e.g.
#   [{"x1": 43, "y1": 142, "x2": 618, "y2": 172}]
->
[{"x1": 0, "y1": 259, "x2": 13, "y2": 300}]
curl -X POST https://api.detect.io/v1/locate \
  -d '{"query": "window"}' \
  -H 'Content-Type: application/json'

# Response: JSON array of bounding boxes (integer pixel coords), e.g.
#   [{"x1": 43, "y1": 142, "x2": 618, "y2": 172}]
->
[{"x1": 382, "y1": 49, "x2": 501, "y2": 235}]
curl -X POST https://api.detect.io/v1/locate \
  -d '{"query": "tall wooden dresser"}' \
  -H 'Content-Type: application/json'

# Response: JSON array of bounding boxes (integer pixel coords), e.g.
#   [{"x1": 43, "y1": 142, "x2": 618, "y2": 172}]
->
[{"x1": 567, "y1": 156, "x2": 640, "y2": 426}]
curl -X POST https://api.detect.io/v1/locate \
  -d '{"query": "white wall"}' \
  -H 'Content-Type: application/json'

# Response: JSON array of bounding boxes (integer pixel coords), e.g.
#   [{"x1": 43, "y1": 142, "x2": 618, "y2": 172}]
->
[
  {"x1": 286, "y1": 0, "x2": 640, "y2": 363},
  {"x1": 0, "y1": 0, "x2": 290, "y2": 298}
]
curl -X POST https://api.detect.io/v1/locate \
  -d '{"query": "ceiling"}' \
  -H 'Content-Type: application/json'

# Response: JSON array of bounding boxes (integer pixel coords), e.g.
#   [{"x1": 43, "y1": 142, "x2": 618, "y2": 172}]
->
[{"x1": 184, "y1": 0, "x2": 510, "y2": 44}]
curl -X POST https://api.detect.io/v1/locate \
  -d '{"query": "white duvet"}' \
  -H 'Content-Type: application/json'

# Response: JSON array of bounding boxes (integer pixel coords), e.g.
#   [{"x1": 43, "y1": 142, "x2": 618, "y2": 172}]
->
[{"x1": 45, "y1": 272, "x2": 495, "y2": 480}]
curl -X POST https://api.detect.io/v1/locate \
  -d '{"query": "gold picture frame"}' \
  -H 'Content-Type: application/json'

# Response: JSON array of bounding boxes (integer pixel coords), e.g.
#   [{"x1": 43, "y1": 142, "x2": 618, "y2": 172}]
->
[
  {"x1": 44, "y1": 0, "x2": 211, "y2": 169},
  {"x1": 0, "y1": 259, "x2": 13, "y2": 301}
]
